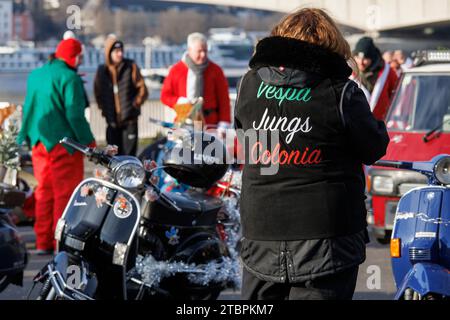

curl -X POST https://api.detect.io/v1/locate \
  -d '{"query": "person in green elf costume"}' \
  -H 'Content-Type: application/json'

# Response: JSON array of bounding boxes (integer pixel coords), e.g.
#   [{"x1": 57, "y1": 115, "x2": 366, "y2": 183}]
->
[{"x1": 17, "y1": 38, "x2": 96, "y2": 255}]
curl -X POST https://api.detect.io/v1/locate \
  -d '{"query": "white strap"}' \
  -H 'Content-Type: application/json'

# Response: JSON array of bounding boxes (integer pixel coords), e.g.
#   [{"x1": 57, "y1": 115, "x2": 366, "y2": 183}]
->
[
  {"x1": 350, "y1": 74, "x2": 371, "y2": 102},
  {"x1": 186, "y1": 69, "x2": 196, "y2": 100},
  {"x1": 369, "y1": 63, "x2": 390, "y2": 111}
]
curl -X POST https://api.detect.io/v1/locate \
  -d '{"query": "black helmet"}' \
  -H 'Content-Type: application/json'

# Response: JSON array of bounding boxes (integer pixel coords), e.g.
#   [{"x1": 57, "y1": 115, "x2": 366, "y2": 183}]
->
[{"x1": 163, "y1": 131, "x2": 229, "y2": 188}]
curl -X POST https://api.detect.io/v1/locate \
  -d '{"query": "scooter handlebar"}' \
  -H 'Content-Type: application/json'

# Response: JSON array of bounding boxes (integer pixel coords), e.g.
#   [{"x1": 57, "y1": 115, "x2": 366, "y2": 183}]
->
[
  {"x1": 60, "y1": 137, "x2": 91, "y2": 154},
  {"x1": 149, "y1": 117, "x2": 175, "y2": 129},
  {"x1": 60, "y1": 137, "x2": 111, "y2": 167}
]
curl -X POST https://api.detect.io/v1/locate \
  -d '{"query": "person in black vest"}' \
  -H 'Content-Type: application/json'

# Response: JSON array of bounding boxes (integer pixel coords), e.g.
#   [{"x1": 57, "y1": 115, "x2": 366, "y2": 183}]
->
[
  {"x1": 235, "y1": 8, "x2": 390, "y2": 300},
  {"x1": 94, "y1": 35, "x2": 148, "y2": 156}
]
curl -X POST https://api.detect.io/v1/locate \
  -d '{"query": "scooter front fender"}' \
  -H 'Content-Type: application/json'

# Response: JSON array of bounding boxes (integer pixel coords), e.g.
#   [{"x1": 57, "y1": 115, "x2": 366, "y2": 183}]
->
[
  {"x1": 44, "y1": 252, "x2": 97, "y2": 300},
  {"x1": 395, "y1": 263, "x2": 450, "y2": 299},
  {"x1": 52, "y1": 251, "x2": 70, "y2": 280}
]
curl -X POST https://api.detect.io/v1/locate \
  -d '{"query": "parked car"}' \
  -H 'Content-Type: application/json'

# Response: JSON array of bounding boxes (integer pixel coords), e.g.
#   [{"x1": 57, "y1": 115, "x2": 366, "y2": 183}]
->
[{"x1": 368, "y1": 51, "x2": 450, "y2": 244}]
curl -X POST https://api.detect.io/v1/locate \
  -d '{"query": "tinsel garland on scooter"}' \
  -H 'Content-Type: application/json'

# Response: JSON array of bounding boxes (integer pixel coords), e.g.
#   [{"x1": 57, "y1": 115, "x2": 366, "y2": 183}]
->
[
  {"x1": 128, "y1": 196, "x2": 242, "y2": 290},
  {"x1": 132, "y1": 254, "x2": 241, "y2": 289},
  {"x1": 0, "y1": 108, "x2": 21, "y2": 171}
]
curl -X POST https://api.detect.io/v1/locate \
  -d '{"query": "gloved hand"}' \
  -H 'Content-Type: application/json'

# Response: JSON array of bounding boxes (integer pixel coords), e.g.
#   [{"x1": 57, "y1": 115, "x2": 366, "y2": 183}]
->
[{"x1": 103, "y1": 145, "x2": 119, "y2": 157}]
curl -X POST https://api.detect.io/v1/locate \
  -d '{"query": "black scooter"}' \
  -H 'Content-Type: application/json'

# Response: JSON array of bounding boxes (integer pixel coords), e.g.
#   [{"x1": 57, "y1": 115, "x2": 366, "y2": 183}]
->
[
  {"x1": 0, "y1": 180, "x2": 28, "y2": 293},
  {"x1": 30, "y1": 135, "x2": 240, "y2": 300}
]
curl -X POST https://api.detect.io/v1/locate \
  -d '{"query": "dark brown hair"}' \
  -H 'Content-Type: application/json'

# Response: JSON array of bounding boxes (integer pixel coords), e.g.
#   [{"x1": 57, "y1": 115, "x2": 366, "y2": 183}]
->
[{"x1": 271, "y1": 8, "x2": 356, "y2": 72}]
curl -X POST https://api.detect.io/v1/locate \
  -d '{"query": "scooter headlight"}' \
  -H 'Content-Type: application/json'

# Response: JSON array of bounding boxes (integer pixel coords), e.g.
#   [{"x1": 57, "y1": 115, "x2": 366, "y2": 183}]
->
[
  {"x1": 434, "y1": 156, "x2": 450, "y2": 185},
  {"x1": 114, "y1": 161, "x2": 146, "y2": 189}
]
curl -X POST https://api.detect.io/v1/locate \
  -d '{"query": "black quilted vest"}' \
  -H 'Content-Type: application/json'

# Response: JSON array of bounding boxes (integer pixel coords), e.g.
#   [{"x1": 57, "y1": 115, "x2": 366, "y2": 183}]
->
[
  {"x1": 235, "y1": 37, "x2": 367, "y2": 241},
  {"x1": 96, "y1": 59, "x2": 140, "y2": 124}
]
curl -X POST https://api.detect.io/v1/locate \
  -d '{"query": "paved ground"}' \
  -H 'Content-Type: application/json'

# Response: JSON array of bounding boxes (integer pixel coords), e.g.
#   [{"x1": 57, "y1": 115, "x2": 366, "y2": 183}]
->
[{"x1": 0, "y1": 225, "x2": 396, "y2": 300}]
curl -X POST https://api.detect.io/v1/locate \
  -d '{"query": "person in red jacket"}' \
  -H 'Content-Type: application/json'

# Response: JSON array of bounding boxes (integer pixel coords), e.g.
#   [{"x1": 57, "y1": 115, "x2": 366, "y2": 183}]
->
[
  {"x1": 352, "y1": 37, "x2": 398, "y2": 121},
  {"x1": 160, "y1": 32, "x2": 231, "y2": 128}
]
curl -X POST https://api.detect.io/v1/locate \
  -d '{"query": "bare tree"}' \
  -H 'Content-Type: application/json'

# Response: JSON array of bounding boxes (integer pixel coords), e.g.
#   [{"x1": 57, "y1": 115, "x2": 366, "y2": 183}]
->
[
  {"x1": 159, "y1": 8, "x2": 208, "y2": 44},
  {"x1": 239, "y1": 11, "x2": 282, "y2": 31},
  {"x1": 29, "y1": 0, "x2": 284, "y2": 45},
  {"x1": 206, "y1": 13, "x2": 239, "y2": 29},
  {"x1": 116, "y1": 10, "x2": 153, "y2": 43}
]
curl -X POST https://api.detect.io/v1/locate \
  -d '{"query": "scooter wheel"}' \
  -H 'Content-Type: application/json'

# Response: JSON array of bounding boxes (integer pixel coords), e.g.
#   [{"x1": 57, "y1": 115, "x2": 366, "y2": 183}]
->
[
  {"x1": 424, "y1": 293, "x2": 442, "y2": 300},
  {"x1": 0, "y1": 275, "x2": 10, "y2": 292},
  {"x1": 375, "y1": 237, "x2": 390, "y2": 245},
  {"x1": 375, "y1": 231, "x2": 392, "y2": 245},
  {"x1": 187, "y1": 287, "x2": 222, "y2": 301}
]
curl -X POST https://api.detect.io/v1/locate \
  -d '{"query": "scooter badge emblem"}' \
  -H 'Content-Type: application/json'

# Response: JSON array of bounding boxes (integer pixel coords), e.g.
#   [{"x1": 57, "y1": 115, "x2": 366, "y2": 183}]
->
[
  {"x1": 80, "y1": 184, "x2": 94, "y2": 197},
  {"x1": 95, "y1": 187, "x2": 110, "y2": 208},
  {"x1": 113, "y1": 194, "x2": 132, "y2": 219},
  {"x1": 165, "y1": 226, "x2": 180, "y2": 246}
]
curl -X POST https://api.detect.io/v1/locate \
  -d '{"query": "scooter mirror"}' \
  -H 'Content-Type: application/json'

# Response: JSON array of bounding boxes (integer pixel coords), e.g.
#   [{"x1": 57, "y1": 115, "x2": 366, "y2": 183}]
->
[{"x1": 434, "y1": 156, "x2": 450, "y2": 185}]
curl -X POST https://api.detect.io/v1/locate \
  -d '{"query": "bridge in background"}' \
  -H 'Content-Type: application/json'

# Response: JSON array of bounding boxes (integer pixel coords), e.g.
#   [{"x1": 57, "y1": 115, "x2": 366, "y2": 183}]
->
[{"x1": 157, "y1": 0, "x2": 450, "y2": 34}]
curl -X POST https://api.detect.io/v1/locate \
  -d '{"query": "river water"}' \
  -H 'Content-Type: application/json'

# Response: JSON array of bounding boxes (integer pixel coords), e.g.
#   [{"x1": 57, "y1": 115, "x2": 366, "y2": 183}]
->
[{"x1": 0, "y1": 71, "x2": 161, "y2": 105}]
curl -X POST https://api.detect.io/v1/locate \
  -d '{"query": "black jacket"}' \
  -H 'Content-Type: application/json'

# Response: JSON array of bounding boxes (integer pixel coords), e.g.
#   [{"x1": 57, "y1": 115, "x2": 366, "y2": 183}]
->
[
  {"x1": 235, "y1": 36, "x2": 389, "y2": 241},
  {"x1": 235, "y1": 36, "x2": 389, "y2": 281},
  {"x1": 240, "y1": 229, "x2": 369, "y2": 283}
]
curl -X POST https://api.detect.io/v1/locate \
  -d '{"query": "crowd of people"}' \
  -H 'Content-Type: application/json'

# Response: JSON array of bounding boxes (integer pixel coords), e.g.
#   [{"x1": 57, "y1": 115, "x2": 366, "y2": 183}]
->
[
  {"x1": 383, "y1": 49, "x2": 414, "y2": 77},
  {"x1": 16, "y1": 6, "x2": 416, "y2": 300}
]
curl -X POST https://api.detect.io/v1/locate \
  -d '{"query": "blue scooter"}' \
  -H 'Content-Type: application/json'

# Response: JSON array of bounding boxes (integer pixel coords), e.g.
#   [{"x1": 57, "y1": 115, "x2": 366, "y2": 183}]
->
[{"x1": 375, "y1": 155, "x2": 450, "y2": 300}]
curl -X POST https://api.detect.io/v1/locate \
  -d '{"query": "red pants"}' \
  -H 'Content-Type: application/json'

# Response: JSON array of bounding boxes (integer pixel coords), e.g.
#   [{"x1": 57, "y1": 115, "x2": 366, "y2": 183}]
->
[{"x1": 32, "y1": 143, "x2": 84, "y2": 250}]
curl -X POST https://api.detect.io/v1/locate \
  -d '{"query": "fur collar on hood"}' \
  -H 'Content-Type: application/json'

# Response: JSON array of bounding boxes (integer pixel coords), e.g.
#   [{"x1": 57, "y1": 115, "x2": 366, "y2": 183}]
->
[
  {"x1": 249, "y1": 36, "x2": 352, "y2": 79},
  {"x1": 104, "y1": 35, "x2": 121, "y2": 67}
]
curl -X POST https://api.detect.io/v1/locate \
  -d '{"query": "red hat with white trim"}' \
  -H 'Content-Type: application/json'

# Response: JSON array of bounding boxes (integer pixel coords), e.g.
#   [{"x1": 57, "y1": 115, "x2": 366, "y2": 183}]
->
[{"x1": 55, "y1": 38, "x2": 83, "y2": 69}]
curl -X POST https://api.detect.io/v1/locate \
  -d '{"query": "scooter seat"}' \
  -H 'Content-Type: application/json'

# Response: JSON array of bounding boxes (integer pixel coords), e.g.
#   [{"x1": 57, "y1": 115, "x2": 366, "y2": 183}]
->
[
  {"x1": 177, "y1": 190, "x2": 223, "y2": 214},
  {"x1": 0, "y1": 184, "x2": 26, "y2": 209},
  {"x1": 143, "y1": 190, "x2": 223, "y2": 227}
]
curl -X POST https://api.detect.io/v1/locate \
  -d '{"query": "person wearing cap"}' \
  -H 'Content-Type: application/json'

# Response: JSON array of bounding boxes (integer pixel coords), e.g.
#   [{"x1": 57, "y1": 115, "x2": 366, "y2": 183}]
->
[
  {"x1": 353, "y1": 37, "x2": 398, "y2": 121},
  {"x1": 160, "y1": 32, "x2": 231, "y2": 128},
  {"x1": 60, "y1": 30, "x2": 91, "y2": 106},
  {"x1": 393, "y1": 50, "x2": 414, "y2": 76},
  {"x1": 17, "y1": 38, "x2": 96, "y2": 255},
  {"x1": 94, "y1": 36, "x2": 148, "y2": 156}
]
